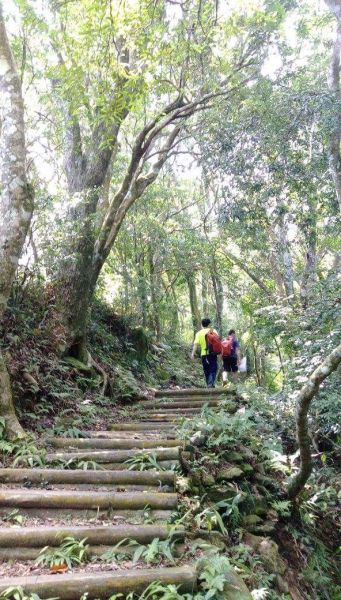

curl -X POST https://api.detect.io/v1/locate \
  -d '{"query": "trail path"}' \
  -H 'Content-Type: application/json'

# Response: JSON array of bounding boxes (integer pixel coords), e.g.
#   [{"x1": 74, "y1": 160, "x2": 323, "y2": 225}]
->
[{"x1": 0, "y1": 388, "x2": 237, "y2": 599}]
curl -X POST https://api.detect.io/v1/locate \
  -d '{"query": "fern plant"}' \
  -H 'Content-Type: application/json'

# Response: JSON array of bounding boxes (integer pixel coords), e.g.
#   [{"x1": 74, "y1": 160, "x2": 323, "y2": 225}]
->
[{"x1": 270, "y1": 500, "x2": 292, "y2": 518}]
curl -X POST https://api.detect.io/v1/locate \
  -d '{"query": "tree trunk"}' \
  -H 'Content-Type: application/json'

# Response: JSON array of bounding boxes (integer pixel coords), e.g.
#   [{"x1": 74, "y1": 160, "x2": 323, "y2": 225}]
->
[
  {"x1": 54, "y1": 189, "x2": 100, "y2": 362},
  {"x1": 202, "y1": 275, "x2": 209, "y2": 316},
  {"x1": 211, "y1": 268, "x2": 223, "y2": 335},
  {"x1": 0, "y1": 4, "x2": 34, "y2": 438},
  {"x1": 148, "y1": 244, "x2": 162, "y2": 341},
  {"x1": 185, "y1": 273, "x2": 201, "y2": 336},
  {"x1": 276, "y1": 212, "x2": 295, "y2": 301},
  {"x1": 287, "y1": 343, "x2": 341, "y2": 499},
  {"x1": 300, "y1": 211, "x2": 317, "y2": 308},
  {"x1": 324, "y1": 0, "x2": 341, "y2": 213},
  {"x1": 136, "y1": 251, "x2": 148, "y2": 330}
]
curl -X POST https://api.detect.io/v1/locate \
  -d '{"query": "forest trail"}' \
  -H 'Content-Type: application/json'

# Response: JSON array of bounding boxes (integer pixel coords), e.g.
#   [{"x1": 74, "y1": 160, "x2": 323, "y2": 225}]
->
[{"x1": 0, "y1": 388, "x2": 237, "y2": 599}]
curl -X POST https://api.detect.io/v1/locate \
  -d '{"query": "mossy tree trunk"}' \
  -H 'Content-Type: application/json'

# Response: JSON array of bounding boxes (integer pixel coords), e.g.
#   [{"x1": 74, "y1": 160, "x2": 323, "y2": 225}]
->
[
  {"x1": 287, "y1": 343, "x2": 341, "y2": 499},
  {"x1": 0, "y1": 5, "x2": 34, "y2": 438}
]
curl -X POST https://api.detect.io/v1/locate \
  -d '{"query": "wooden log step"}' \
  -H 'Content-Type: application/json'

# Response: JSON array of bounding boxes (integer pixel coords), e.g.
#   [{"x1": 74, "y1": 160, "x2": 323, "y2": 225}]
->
[
  {"x1": 0, "y1": 508, "x2": 174, "y2": 521},
  {"x1": 0, "y1": 489, "x2": 177, "y2": 510},
  {"x1": 154, "y1": 387, "x2": 235, "y2": 397},
  {"x1": 141, "y1": 400, "x2": 222, "y2": 409},
  {"x1": 82, "y1": 430, "x2": 177, "y2": 439},
  {"x1": 45, "y1": 447, "x2": 180, "y2": 464},
  {"x1": 0, "y1": 566, "x2": 197, "y2": 599},
  {"x1": 143, "y1": 408, "x2": 212, "y2": 416},
  {"x1": 0, "y1": 523, "x2": 184, "y2": 548},
  {"x1": 47, "y1": 437, "x2": 182, "y2": 450},
  {"x1": 140, "y1": 412, "x2": 201, "y2": 420},
  {"x1": 0, "y1": 542, "x2": 185, "y2": 562},
  {"x1": 110, "y1": 423, "x2": 175, "y2": 431},
  {"x1": 0, "y1": 468, "x2": 175, "y2": 487}
]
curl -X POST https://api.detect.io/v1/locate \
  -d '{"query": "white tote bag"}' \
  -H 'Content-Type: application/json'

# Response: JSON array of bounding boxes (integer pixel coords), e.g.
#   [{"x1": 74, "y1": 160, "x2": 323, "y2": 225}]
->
[{"x1": 239, "y1": 357, "x2": 247, "y2": 373}]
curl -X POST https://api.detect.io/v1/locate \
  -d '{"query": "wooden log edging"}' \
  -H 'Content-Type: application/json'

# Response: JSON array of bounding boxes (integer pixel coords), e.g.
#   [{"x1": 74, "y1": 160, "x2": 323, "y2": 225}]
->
[
  {"x1": 0, "y1": 489, "x2": 177, "y2": 510},
  {"x1": 0, "y1": 566, "x2": 197, "y2": 599},
  {"x1": 0, "y1": 468, "x2": 175, "y2": 486}
]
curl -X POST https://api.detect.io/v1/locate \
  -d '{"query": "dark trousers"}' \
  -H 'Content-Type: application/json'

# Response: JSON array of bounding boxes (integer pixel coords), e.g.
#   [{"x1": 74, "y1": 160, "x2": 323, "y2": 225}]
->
[{"x1": 201, "y1": 354, "x2": 218, "y2": 388}]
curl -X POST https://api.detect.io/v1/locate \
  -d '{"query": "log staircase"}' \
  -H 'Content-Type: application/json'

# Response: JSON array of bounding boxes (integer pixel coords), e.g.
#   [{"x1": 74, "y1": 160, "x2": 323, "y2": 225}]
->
[{"x1": 0, "y1": 387, "x2": 237, "y2": 599}]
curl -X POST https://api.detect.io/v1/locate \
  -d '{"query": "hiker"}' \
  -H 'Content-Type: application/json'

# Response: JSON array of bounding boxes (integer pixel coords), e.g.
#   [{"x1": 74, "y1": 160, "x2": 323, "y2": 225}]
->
[
  {"x1": 221, "y1": 329, "x2": 241, "y2": 384},
  {"x1": 191, "y1": 317, "x2": 221, "y2": 388}
]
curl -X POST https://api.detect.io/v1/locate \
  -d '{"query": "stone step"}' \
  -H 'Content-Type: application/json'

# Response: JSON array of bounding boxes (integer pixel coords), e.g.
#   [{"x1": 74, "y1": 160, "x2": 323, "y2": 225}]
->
[
  {"x1": 0, "y1": 468, "x2": 175, "y2": 487},
  {"x1": 0, "y1": 489, "x2": 177, "y2": 511},
  {"x1": 0, "y1": 565, "x2": 197, "y2": 599},
  {"x1": 45, "y1": 447, "x2": 180, "y2": 464},
  {"x1": 47, "y1": 437, "x2": 182, "y2": 450},
  {"x1": 155, "y1": 387, "x2": 235, "y2": 397}
]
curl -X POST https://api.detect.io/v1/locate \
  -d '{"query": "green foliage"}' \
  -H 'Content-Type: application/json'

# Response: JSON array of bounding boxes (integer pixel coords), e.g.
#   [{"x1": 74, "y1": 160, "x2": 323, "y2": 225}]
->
[
  {"x1": 35, "y1": 537, "x2": 89, "y2": 569},
  {"x1": 101, "y1": 536, "x2": 176, "y2": 566},
  {"x1": 0, "y1": 587, "x2": 57, "y2": 600},
  {"x1": 125, "y1": 453, "x2": 167, "y2": 472}
]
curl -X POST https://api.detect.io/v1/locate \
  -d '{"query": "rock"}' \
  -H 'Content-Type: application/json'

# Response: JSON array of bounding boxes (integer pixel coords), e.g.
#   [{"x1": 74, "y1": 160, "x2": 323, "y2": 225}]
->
[
  {"x1": 258, "y1": 539, "x2": 287, "y2": 575},
  {"x1": 243, "y1": 534, "x2": 287, "y2": 576},
  {"x1": 254, "y1": 473, "x2": 277, "y2": 491},
  {"x1": 190, "y1": 431, "x2": 208, "y2": 447},
  {"x1": 251, "y1": 521, "x2": 276, "y2": 535},
  {"x1": 206, "y1": 485, "x2": 239, "y2": 503},
  {"x1": 222, "y1": 401, "x2": 239, "y2": 414},
  {"x1": 243, "y1": 532, "x2": 266, "y2": 550},
  {"x1": 225, "y1": 451, "x2": 244, "y2": 463},
  {"x1": 191, "y1": 532, "x2": 226, "y2": 550},
  {"x1": 62, "y1": 357, "x2": 92, "y2": 372},
  {"x1": 217, "y1": 467, "x2": 244, "y2": 482},
  {"x1": 222, "y1": 568, "x2": 253, "y2": 599},
  {"x1": 240, "y1": 463, "x2": 254, "y2": 475},
  {"x1": 239, "y1": 492, "x2": 268, "y2": 517},
  {"x1": 276, "y1": 574, "x2": 289, "y2": 593},
  {"x1": 202, "y1": 472, "x2": 215, "y2": 487},
  {"x1": 239, "y1": 446, "x2": 255, "y2": 460},
  {"x1": 254, "y1": 500, "x2": 268, "y2": 517},
  {"x1": 242, "y1": 514, "x2": 263, "y2": 528}
]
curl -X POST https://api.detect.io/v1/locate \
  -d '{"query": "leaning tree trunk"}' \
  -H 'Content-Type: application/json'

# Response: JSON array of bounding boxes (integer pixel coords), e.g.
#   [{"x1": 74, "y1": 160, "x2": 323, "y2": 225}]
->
[
  {"x1": 0, "y1": 4, "x2": 34, "y2": 438},
  {"x1": 287, "y1": 343, "x2": 341, "y2": 499}
]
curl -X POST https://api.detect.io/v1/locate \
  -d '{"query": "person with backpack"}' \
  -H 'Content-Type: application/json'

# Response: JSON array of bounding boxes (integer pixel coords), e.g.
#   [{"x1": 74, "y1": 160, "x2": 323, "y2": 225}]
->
[
  {"x1": 191, "y1": 318, "x2": 222, "y2": 388},
  {"x1": 221, "y1": 329, "x2": 241, "y2": 384}
]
